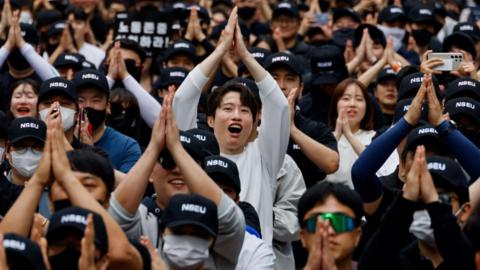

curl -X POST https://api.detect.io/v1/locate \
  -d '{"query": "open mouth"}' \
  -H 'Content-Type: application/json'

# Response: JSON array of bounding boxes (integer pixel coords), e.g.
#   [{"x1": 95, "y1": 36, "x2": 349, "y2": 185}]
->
[
  {"x1": 16, "y1": 107, "x2": 31, "y2": 115},
  {"x1": 228, "y1": 124, "x2": 242, "y2": 134},
  {"x1": 168, "y1": 179, "x2": 185, "y2": 189}
]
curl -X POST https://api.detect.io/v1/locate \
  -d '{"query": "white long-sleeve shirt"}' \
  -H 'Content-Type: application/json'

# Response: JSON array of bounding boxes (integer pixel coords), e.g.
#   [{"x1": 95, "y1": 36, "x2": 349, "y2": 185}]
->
[
  {"x1": 172, "y1": 66, "x2": 290, "y2": 245},
  {"x1": 0, "y1": 44, "x2": 59, "y2": 79}
]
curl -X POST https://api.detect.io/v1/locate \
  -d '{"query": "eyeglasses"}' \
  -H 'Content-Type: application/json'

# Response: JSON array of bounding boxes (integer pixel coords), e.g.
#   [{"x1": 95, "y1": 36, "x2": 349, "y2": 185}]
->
[
  {"x1": 159, "y1": 151, "x2": 176, "y2": 170},
  {"x1": 304, "y1": 212, "x2": 357, "y2": 234}
]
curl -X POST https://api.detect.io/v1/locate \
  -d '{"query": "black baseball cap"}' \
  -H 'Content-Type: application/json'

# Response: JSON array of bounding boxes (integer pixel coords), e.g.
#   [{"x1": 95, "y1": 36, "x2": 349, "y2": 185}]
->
[
  {"x1": 186, "y1": 128, "x2": 220, "y2": 157},
  {"x1": 204, "y1": 155, "x2": 241, "y2": 194},
  {"x1": 443, "y1": 31, "x2": 477, "y2": 59},
  {"x1": 397, "y1": 72, "x2": 440, "y2": 101},
  {"x1": 332, "y1": 8, "x2": 361, "y2": 24},
  {"x1": 53, "y1": 52, "x2": 84, "y2": 71},
  {"x1": 453, "y1": 22, "x2": 480, "y2": 42},
  {"x1": 155, "y1": 67, "x2": 189, "y2": 89},
  {"x1": 426, "y1": 155, "x2": 469, "y2": 204},
  {"x1": 310, "y1": 45, "x2": 348, "y2": 86},
  {"x1": 36, "y1": 9, "x2": 62, "y2": 29},
  {"x1": 378, "y1": 5, "x2": 406, "y2": 23},
  {"x1": 407, "y1": 5, "x2": 435, "y2": 25},
  {"x1": 47, "y1": 20, "x2": 65, "y2": 37},
  {"x1": 444, "y1": 97, "x2": 480, "y2": 124},
  {"x1": 238, "y1": 47, "x2": 270, "y2": 76},
  {"x1": 377, "y1": 67, "x2": 398, "y2": 83},
  {"x1": 158, "y1": 130, "x2": 205, "y2": 169},
  {"x1": 8, "y1": 117, "x2": 46, "y2": 144},
  {"x1": 272, "y1": 1, "x2": 300, "y2": 19},
  {"x1": 445, "y1": 78, "x2": 480, "y2": 102},
  {"x1": 210, "y1": 20, "x2": 251, "y2": 42},
  {"x1": 39, "y1": 77, "x2": 77, "y2": 103},
  {"x1": 47, "y1": 206, "x2": 109, "y2": 255},
  {"x1": 403, "y1": 124, "x2": 445, "y2": 155},
  {"x1": 393, "y1": 98, "x2": 429, "y2": 123},
  {"x1": 82, "y1": 60, "x2": 96, "y2": 70},
  {"x1": 3, "y1": 233, "x2": 47, "y2": 270},
  {"x1": 264, "y1": 52, "x2": 302, "y2": 76},
  {"x1": 20, "y1": 23, "x2": 39, "y2": 45},
  {"x1": 354, "y1": 24, "x2": 386, "y2": 48},
  {"x1": 161, "y1": 193, "x2": 218, "y2": 237},
  {"x1": 74, "y1": 69, "x2": 109, "y2": 95},
  {"x1": 163, "y1": 40, "x2": 197, "y2": 63}
]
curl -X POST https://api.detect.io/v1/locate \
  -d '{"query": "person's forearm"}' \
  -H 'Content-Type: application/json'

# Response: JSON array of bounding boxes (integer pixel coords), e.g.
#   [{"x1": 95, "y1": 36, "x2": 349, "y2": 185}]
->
[
  {"x1": 358, "y1": 58, "x2": 387, "y2": 87},
  {"x1": 113, "y1": 144, "x2": 160, "y2": 214},
  {"x1": 347, "y1": 55, "x2": 363, "y2": 75},
  {"x1": 198, "y1": 46, "x2": 225, "y2": 78},
  {"x1": 122, "y1": 75, "x2": 161, "y2": 128},
  {"x1": 290, "y1": 126, "x2": 339, "y2": 174},
  {"x1": 345, "y1": 132, "x2": 366, "y2": 156},
  {"x1": 20, "y1": 43, "x2": 59, "y2": 80},
  {"x1": 0, "y1": 46, "x2": 10, "y2": 68},
  {"x1": 0, "y1": 179, "x2": 43, "y2": 236},
  {"x1": 170, "y1": 144, "x2": 222, "y2": 205},
  {"x1": 61, "y1": 174, "x2": 143, "y2": 270},
  {"x1": 242, "y1": 52, "x2": 267, "y2": 82}
]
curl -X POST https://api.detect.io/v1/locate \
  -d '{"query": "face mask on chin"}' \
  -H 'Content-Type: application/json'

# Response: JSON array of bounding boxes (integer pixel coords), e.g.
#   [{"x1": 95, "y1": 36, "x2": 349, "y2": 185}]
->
[
  {"x1": 11, "y1": 147, "x2": 42, "y2": 178},
  {"x1": 162, "y1": 234, "x2": 210, "y2": 270},
  {"x1": 409, "y1": 209, "x2": 436, "y2": 247}
]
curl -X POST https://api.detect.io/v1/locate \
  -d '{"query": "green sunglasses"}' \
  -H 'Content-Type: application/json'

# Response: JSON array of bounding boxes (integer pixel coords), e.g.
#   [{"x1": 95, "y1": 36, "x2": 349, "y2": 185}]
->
[{"x1": 304, "y1": 212, "x2": 357, "y2": 234}]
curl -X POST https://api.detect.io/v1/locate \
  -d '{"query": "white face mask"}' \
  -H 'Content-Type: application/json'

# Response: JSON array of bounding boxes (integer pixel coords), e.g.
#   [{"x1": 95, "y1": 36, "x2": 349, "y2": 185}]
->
[
  {"x1": 39, "y1": 106, "x2": 76, "y2": 131},
  {"x1": 11, "y1": 147, "x2": 42, "y2": 178},
  {"x1": 409, "y1": 209, "x2": 436, "y2": 247},
  {"x1": 377, "y1": 25, "x2": 406, "y2": 52},
  {"x1": 162, "y1": 234, "x2": 210, "y2": 270},
  {"x1": 19, "y1": 11, "x2": 33, "y2": 24}
]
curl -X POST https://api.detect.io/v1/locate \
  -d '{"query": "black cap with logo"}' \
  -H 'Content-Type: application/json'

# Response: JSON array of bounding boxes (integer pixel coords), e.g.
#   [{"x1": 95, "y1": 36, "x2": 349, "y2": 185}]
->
[
  {"x1": 3, "y1": 233, "x2": 47, "y2": 270},
  {"x1": 74, "y1": 69, "x2": 109, "y2": 95},
  {"x1": 397, "y1": 72, "x2": 440, "y2": 101},
  {"x1": 272, "y1": 1, "x2": 300, "y2": 19},
  {"x1": 264, "y1": 52, "x2": 302, "y2": 76},
  {"x1": 155, "y1": 67, "x2": 189, "y2": 90},
  {"x1": 444, "y1": 97, "x2": 480, "y2": 124},
  {"x1": 310, "y1": 45, "x2": 348, "y2": 86},
  {"x1": 8, "y1": 117, "x2": 46, "y2": 144},
  {"x1": 204, "y1": 155, "x2": 241, "y2": 194},
  {"x1": 378, "y1": 5, "x2": 406, "y2": 23},
  {"x1": 39, "y1": 76, "x2": 77, "y2": 103},
  {"x1": 186, "y1": 128, "x2": 220, "y2": 157},
  {"x1": 53, "y1": 52, "x2": 84, "y2": 71},
  {"x1": 161, "y1": 193, "x2": 218, "y2": 237},
  {"x1": 163, "y1": 40, "x2": 197, "y2": 63},
  {"x1": 426, "y1": 155, "x2": 469, "y2": 204},
  {"x1": 445, "y1": 77, "x2": 480, "y2": 102}
]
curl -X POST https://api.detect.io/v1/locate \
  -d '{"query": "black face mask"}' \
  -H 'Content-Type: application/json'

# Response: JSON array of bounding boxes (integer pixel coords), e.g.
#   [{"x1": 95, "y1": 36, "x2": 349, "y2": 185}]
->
[
  {"x1": 332, "y1": 28, "x2": 356, "y2": 48},
  {"x1": 319, "y1": 0, "x2": 330, "y2": 12},
  {"x1": 124, "y1": 59, "x2": 142, "y2": 81},
  {"x1": 411, "y1": 29, "x2": 433, "y2": 47},
  {"x1": 85, "y1": 107, "x2": 106, "y2": 131},
  {"x1": 46, "y1": 42, "x2": 59, "y2": 56},
  {"x1": 238, "y1": 6, "x2": 256, "y2": 21},
  {"x1": 107, "y1": 103, "x2": 138, "y2": 135},
  {"x1": 49, "y1": 247, "x2": 81, "y2": 270},
  {"x1": 53, "y1": 199, "x2": 72, "y2": 211},
  {"x1": 7, "y1": 49, "x2": 31, "y2": 71}
]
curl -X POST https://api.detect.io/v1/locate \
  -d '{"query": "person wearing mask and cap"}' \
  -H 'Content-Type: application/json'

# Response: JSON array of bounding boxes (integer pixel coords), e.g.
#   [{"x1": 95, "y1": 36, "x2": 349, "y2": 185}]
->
[
  {"x1": 109, "y1": 91, "x2": 245, "y2": 268},
  {"x1": 0, "y1": 11, "x2": 58, "y2": 112},
  {"x1": 377, "y1": 5, "x2": 408, "y2": 53},
  {"x1": 233, "y1": 0, "x2": 270, "y2": 38},
  {"x1": 104, "y1": 38, "x2": 146, "y2": 84},
  {"x1": 152, "y1": 67, "x2": 189, "y2": 104},
  {"x1": 358, "y1": 147, "x2": 475, "y2": 270},
  {"x1": 161, "y1": 39, "x2": 197, "y2": 71},
  {"x1": 0, "y1": 117, "x2": 46, "y2": 217},
  {"x1": 74, "y1": 68, "x2": 141, "y2": 173},
  {"x1": 0, "y1": 115, "x2": 144, "y2": 269},
  {"x1": 203, "y1": 155, "x2": 276, "y2": 270},
  {"x1": 444, "y1": 96, "x2": 480, "y2": 148},
  {"x1": 53, "y1": 52, "x2": 84, "y2": 80},
  {"x1": 173, "y1": 8, "x2": 289, "y2": 246},
  {"x1": 452, "y1": 22, "x2": 480, "y2": 65},
  {"x1": 257, "y1": 2, "x2": 312, "y2": 73},
  {"x1": 297, "y1": 181, "x2": 364, "y2": 270},
  {"x1": 0, "y1": 233, "x2": 47, "y2": 269},
  {"x1": 330, "y1": 8, "x2": 361, "y2": 49}
]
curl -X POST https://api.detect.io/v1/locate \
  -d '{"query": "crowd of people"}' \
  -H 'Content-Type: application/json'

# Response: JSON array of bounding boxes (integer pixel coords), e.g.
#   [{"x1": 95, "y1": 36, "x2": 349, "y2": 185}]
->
[{"x1": 0, "y1": 0, "x2": 480, "y2": 269}]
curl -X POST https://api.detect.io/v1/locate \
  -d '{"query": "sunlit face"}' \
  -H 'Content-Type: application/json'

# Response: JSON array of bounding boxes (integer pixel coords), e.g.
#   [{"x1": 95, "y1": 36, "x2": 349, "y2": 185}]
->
[
  {"x1": 10, "y1": 83, "x2": 38, "y2": 119},
  {"x1": 150, "y1": 162, "x2": 189, "y2": 209},
  {"x1": 77, "y1": 88, "x2": 108, "y2": 111},
  {"x1": 50, "y1": 171, "x2": 109, "y2": 210},
  {"x1": 374, "y1": 78, "x2": 398, "y2": 111},
  {"x1": 336, "y1": 83, "x2": 367, "y2": 130},
  {"x1": 300, "y1": 195, "x2": 361, "y2": 265},
  {"x1": 270, "y1": 66, "x2": 303, "y2": 97},
  {"x1": 271, "y1": 15, "x2": 300, "y2": 39},
  {"x1": 208, "y1": 91, "x2": 254, "y2": 154}
]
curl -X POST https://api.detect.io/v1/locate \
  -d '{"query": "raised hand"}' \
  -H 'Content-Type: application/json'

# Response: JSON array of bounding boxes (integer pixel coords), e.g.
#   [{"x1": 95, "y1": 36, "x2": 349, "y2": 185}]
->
[
  {"x1": 418, "y1": 151, "x2": 439, "y2": 204},
  {"x1": 403, "y1": 75, "x2": 428, "y2": 125},
  {"x1": 184, "y1": 8, "x2": 196, "y2": 41},
  {"x1": 424, "y1": 74, "x2": 444, "y2": 127},
  {"x1": 234, "y1": 21, "x2": 249, "y2": 59},
  {"x1": 420, "y1": 50, "x2": 443, "y2": 75},
  {"x1": 334, "y1": 108, "x2": 344, "y2": 140},
  {"x1": 273, "y1": 27, "x2": 286, "y2": 52},
  {"x1": 341, "y1": 109, "x2": 353, "y2": 138},
  {"x1": 304, "y1": 218, "x2": 338, "y2": 270},
  {"x1": 140, "y1": 236, "x2": 165, "y2": 270},
  {"x1": 149, "y1": 100, "x2": 166, "y2": 151},
  {"x1": 288, "y1": 87, "x2": 299, "y2": 126},
  {"x1": 364, "y1": 30, "x2": 377, "y2": 64},
  {"x1": 30, "y1": 214, "x2": 51, "y2": 270},
  {"x1": 402, "y1": 145, "x2": 424, "y2": 202},
  {"x1": 0, "y1": 0, "x2": 13, "y2": 40},
  {"x1": 78, "y1": 214, "x2": 109, "y2": 270},
  {"x1": 218, "y1": 6, "x2": 237, "y2": 54},
  {"x1": 11, "y1": 10, "x2": 25, "y2": 49},
  {"x1": 51, "y1": 115, "x2": 74, "y2": 182},
  {"x1": 59, "y1": 23, "x2": 76, "y2": 52},
  {"x1": 4, "y1": 13, "x2": 15, "y2": 51},
  {"x1": 164, "y1": 89, "x2": 181, "y2": 152}
]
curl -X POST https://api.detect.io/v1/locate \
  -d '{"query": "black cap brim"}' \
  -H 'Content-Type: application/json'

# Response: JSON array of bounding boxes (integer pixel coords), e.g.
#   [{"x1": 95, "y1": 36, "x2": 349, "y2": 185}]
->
[{"x1": 165, "y1": 220, "x2": 217, "y2": 237}]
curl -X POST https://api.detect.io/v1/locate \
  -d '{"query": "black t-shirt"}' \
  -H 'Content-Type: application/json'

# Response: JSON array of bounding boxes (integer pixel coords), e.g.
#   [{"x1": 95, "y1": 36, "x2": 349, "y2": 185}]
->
[
  {"x1": 0, "y1": 173, "x2": 23, "y2": 217},
  {"x1": 89, "y1": 11, "x2": 108, "y2": 44},
  {"x1": 288, "y1": 111, "x2": 338, "y2": 188},
  {"x1": 262, "y1": 36, "x2": 313, "y2": 74},
  {"x1": 299, "y1": 91, "x2": 331, "y2": 124}
]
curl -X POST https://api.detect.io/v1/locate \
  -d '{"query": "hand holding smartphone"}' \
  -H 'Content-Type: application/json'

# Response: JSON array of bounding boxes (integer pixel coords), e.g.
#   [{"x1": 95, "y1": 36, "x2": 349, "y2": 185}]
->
[{"x1": 426, "y1": 52, "x2": 463, "y2": 71}]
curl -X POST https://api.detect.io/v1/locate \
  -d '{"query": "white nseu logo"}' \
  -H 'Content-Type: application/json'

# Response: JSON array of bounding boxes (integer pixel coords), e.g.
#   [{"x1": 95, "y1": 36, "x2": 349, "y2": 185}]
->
[
  {"x1": 460, "y1": 25, "x2": 474, "y2": 31},
  {"x1": 20, "y1": 122, "x2": 39, "y2": 129},
  {"x1": 419, "y1": 9, "x2": 432, "y2": 16},
  {"x1": 50, "y1": 82, "x2": 68, "y2": 89},
  {"x1": 174, "y1": 43, "x2": 190, "y2": 49},
  {"x1": 271, "y1": 56, "x2": 290, "y2": 63},
  {"x1": 60, "y1": 214, "x2": 88, "y2": 225},
  {"x1": 458, "y1": 80, "x2": 476, "y2": 87},
  {"x1": 181, "y1": 203, "x2": 206, "y2": 214},
  {"x1": 410, "y1": 77, "x2": 423, "y2": 84},
  {"x1": 170, "y1": 71, "x2": 185, "y2": 78},
  {"x1": 64, "y1": 55, "x2": 79, "y2": 62},
  {"x1": 390, "y1": 7, "x2": 403, "y2": 14},
  {"x1": 206, "y1": 159, "x2": 228, "y2": 168},
  {"x1": 317, "y1": 61, "x2": 332, "y2": 68},
  {"x1": 180, "y1": 135, "x2": 191, "y2": 144},
  {"x1": 427, "y1": 162, "x2": 446, "y2": 171},
  {"x1": 82, "y1": 73, "x2": 99, "y2": 80},
  {"x1": 3, "y1": 239, "x2": 25, "y2": 251},
  {"x1": 278, "y1": 2, "x2": 291, "y2": 9},
  {"x1": 252, "y1": 52, "x2": 265, "y2": 58},
  {"x1": 194, "y1": 134, "x2": 206, "y2": 141},
  {"x1": 418, "y1": 128, "x2": 438, "y2": 135},
  {"x1": 456, "y1": 101, "x2": 475, "y2": 110}
]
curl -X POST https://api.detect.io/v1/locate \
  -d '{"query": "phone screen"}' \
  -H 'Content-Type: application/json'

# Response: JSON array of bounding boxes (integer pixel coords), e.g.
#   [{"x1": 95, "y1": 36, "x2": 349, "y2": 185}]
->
[{"x1": 315, "y1": 13, "x2": 329, "y2": 26}]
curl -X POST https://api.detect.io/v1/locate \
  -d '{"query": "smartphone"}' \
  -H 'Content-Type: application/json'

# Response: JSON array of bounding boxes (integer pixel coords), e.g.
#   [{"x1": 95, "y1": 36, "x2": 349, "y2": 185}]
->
[
  {"x1": 427, "y1": 52, "x2": 463, "y2": 71},
  {"x1": 314, "y1": 13, "x2": 329, "y2": 26}
]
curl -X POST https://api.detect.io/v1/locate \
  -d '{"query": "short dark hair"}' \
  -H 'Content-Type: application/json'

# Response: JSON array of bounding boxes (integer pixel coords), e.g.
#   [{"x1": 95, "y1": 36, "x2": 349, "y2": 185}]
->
[
  {"x1": 328, "y1": 78, "x2": 374, "y2": 131},
  {"x1": 297, "y1": 181, "x2": 364, "y2": 227},
  {"x1": 67, "y1": 148, "x2": 115, "y2": 194},
  {"x1": 106, "y1": 38, "x2": 146, "y2": 62},
  {"x1": 207, "y1": 83, "x2": 259, "y2": 120},
  {"x1": 110, "y1": 88, "x2": 139, "y2": 109}
]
